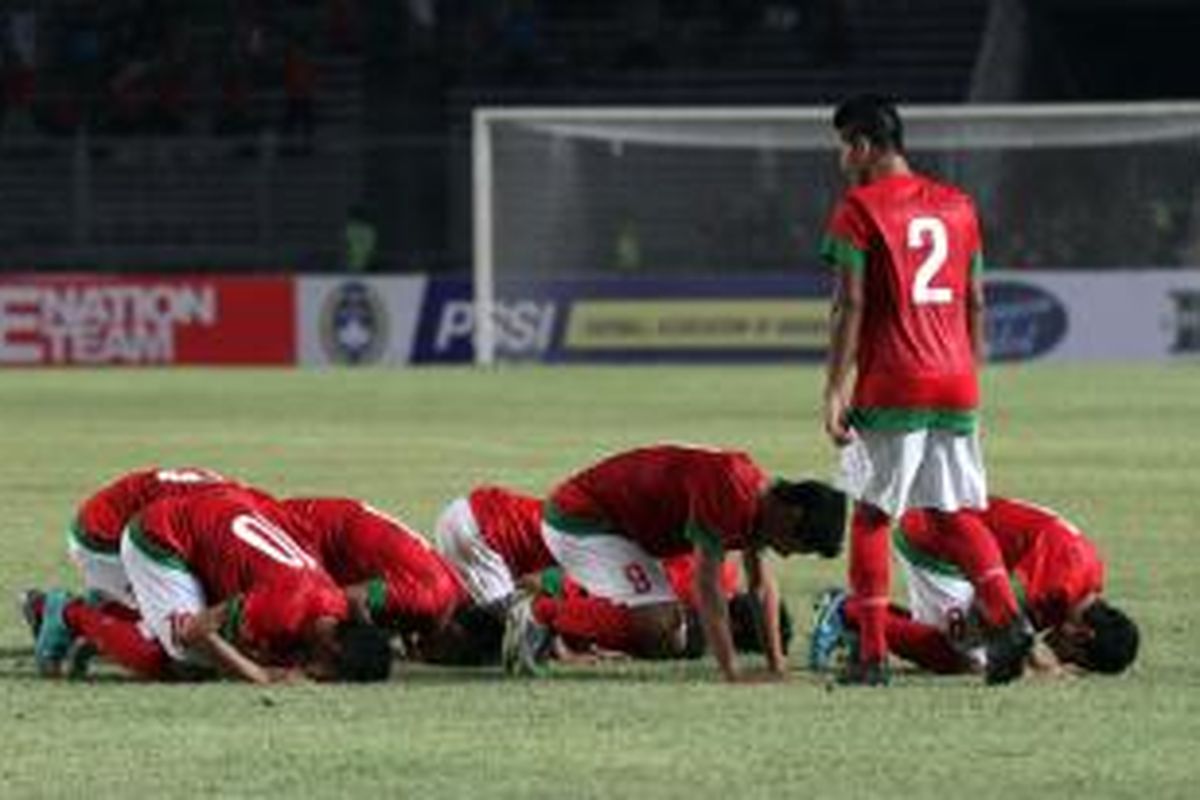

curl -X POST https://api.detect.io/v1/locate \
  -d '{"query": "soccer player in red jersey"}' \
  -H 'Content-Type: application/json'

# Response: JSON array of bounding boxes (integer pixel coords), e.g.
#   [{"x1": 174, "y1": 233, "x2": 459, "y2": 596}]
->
[
  {"x1": 42, "y1": 487, "x2": 392, "y2": 683},
  {"x1": 24, "y1": 466, "x2": 241, "y2": 675},
  {"x1": 810, "y1": 496, "x2": 1139, "y2": 677},
  {"x1": 504, "y1": 444, "x2": 848, "y2": 683},
  {"x1": 820, "y1": 95, "x2": 1030, "y2": 684},
  {"x1": 282, "y1": 497, "x2": 468, "y2": 648},
  {"x1": 433, "y1": 485, "x2": 782, "y2": 665}
]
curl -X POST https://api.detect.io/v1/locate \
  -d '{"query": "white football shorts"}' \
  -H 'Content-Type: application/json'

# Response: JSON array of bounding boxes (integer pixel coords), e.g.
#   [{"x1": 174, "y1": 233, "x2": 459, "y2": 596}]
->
[
  {"x1": 838, "y1": 428, "x2": 987, "y2": 518},
  {"x1": 540, "y1": 522, "x2": 675, "y2": 607},
  {"x1": 432, "y1": 497, "x2": 517, "y2": 607},
  {"x1": 120, "y1": 530, "x2": 208, "y2": 663}
]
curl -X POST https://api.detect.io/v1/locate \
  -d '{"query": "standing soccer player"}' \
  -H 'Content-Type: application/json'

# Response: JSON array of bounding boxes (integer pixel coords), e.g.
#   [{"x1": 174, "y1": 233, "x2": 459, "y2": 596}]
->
[{"x1": 820, "y1": 95, "x2": 1031, "y2": 684}]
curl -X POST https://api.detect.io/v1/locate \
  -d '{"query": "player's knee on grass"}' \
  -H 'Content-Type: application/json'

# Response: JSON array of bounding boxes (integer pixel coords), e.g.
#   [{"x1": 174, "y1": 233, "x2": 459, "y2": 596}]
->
[{"x1": 628, "y1": 603, "x2": 687, "y2": 659}]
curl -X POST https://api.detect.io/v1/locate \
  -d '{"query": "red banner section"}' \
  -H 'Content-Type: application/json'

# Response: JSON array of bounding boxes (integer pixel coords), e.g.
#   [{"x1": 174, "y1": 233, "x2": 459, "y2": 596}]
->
[{"x1": 0, "y1": 274, "x2": 295, "y2": 366}]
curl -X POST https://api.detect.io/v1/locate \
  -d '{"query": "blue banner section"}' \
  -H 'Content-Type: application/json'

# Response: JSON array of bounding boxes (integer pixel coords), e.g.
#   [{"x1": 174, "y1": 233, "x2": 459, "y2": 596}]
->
[{"x1": 411, "y1": 274, "x2": 835, "y2": 364}]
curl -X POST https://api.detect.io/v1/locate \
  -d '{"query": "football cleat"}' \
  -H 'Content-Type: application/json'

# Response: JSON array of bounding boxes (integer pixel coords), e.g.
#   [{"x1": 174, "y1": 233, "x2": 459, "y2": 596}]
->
[
  {"x1": 19, "y1": 588, "x2": 45, "y2": 642},
  {"x1": 808, "y1": 587, "x2": 848, "y2": 672},
  {"x1": 837, "y1": 658, "x2": 891, "y2": 687},
  {"x1": 34, "y1": 589, "x2": 76, "y2": 677},
  {"x1": 502, "y1": 594, "x2": 552, "y2": 677}
]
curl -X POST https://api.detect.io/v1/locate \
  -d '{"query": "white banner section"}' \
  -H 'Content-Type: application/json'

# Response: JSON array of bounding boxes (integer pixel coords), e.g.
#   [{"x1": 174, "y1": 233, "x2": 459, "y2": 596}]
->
[
  {"x1": 298, "y1": 276, "x2": 427, "y2": 366},
  {"x1": 986, "y1": 270, "x2": 1200, "y2": 361}
]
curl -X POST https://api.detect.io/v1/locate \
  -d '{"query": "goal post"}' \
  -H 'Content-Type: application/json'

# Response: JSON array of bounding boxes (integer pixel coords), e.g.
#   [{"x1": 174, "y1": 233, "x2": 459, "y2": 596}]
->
[{"x1": 472, "y1": 102, "x2": 1200, "y2": 365}]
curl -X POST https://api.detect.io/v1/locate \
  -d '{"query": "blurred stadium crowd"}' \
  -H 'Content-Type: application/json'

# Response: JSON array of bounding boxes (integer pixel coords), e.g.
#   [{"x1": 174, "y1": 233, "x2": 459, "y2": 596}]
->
[{"x1": 0, "y1": 0, "x2": 1195, "y2": 272}]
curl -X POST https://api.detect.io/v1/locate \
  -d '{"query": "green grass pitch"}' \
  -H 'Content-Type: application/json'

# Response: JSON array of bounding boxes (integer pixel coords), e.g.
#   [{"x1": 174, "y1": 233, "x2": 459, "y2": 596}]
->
[{"x1": 0, "y1": 364, "x2": 1197, "y2": 799}]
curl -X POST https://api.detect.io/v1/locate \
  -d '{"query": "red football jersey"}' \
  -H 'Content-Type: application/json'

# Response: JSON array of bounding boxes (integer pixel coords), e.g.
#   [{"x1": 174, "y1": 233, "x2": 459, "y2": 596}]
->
[
  {"x1": 899, "y1": 496, "x2": 1104, "y2": 630},
  {"x1": 979, "y1": 497, "x2": 1105, "y2": 629},
  {"x1": 283, "y1": 498, "x2": 466, "y2": 631},
  {"x1": 73, "y1": 467, "x2": 238, "y2": 552},
  {"x1": 822, "y1": 173, "x2": 983, "y2": 427},
  {"x1": 661, "y1": 553, "x2": 741, "y2": 609},
  {"x1": 546, "y1": 445, "x2": 769, "y2": 558},
  {"x1": 469, "y1": 486, "x2": 554, "y2": 577},
  {"x1": 131, "y1": 487, "x2": 346, "y2": 655}
]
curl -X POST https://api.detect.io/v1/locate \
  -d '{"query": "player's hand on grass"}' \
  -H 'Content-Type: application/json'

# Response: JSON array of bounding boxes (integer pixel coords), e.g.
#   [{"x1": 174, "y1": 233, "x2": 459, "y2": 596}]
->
[{"x1": 728, "y1": 668, "x2": 789, "y2": 685}]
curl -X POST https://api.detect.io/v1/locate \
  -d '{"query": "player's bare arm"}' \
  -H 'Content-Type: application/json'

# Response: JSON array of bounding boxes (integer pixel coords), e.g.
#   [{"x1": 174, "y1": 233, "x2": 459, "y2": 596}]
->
[
  {"x1": 741, "y1": 549, "x2": 787, "y2": 675},
  {"x1": 694, "y1": 545, "x2": 739, "y2": 681},
  {"x1": 824, "y1": 265, "x2": 864, "y2": 446},
  {"x1": 176, "y1": 602, "x2": 276, "y2": 685}
]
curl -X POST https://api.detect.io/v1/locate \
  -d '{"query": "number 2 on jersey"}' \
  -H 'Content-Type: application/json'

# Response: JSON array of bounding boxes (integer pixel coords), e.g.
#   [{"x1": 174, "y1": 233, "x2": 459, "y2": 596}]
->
[{"x1": 909, "y1": 216, "x2": 952, "y2": 305}]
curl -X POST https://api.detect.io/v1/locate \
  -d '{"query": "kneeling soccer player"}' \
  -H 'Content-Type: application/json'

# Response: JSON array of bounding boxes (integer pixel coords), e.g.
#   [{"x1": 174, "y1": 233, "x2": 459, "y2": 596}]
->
[
  {"x1": 504, "y1": 444, "x2": 847, "y2": 683},
  {"x1": 809, "y1": 496, "x2": 1139, "y2": 678},
  {"x1": 35, "y1": 487, "x2": 393, "y2": 683}
]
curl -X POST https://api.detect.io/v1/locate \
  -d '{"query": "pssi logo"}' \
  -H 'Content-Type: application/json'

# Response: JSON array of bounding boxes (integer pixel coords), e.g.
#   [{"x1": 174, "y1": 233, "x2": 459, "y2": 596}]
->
[
  {"x1": 320, "y1": 281, "x2": 389, "y2": 364},
  {"x1": 984, "y1": 281, "x2": 1068, "y2": 361},
  {"x1": 434, "y1": 299, "x2": 557, "y2": 357}
]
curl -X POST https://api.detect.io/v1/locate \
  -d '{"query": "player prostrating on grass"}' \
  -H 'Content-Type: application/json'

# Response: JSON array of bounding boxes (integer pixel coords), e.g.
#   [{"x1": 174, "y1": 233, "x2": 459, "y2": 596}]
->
[
  {"x1": 820, "y1": 94, "x2": 1030, "y2": 685},
  {"x1": 503, "y1": 444, "x2": 847, "y2": 682},
  {"x1": 33, "y1": 486, "x2": 392, "y2": 683},
  {"x1": 23, "y1": 466, "x2": 242, "y2": 676},
  {"x1": 810, "y1": 496, "x2": 1139, "y2": 677},
  {"x1": 282, "y1": 497, "x2": 469, "y2": 652},
  {"x1": 433, "y1": 484, "x2": 774, "y2": 663}
]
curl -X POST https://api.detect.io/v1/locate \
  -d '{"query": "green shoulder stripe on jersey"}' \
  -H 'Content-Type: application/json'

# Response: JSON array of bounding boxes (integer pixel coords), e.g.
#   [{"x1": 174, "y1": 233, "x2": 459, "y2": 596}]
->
[
  {"x1": 684, "y1": 520, "x2": 724, "y2": 558},
  {"x1": 543, "y1": 500, "x2": 615, "y2": 537},
  {"x1": 127, "y1": 521, "x2": 190, "y2": 572},
  {"x1": 220, "y1": 595, "x2": 244, "y2": 644},
  {"x1": 366, "y1": 577, "x2": 388, "y2": 620},
  {"x1": 68, "y1": 517, "x2": 119, "y2": 555},
  {"x1": 970, "y1": 251, "x2": 984, "y2": 278},
  {"x1": 819, "y1": 235, "x2": 866, "y2": 274},
  {"x1": 848, "y1": 407, "x2": 977, "y2": 434},
  {"x1": 892, "y1": 526, "x2": 962, "y2": 578},
  {"x1": 539, "y1": 567, "x2": 565, "y2": 598}
]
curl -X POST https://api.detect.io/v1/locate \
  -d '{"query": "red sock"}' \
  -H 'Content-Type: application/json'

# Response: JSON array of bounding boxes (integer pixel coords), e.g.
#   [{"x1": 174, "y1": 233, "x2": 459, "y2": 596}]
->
[
  {"x1": 532, "y1": 594, "x2": 638, "y2": 653},
  {"x1": 884, "y1": 611, "x2": 971, "y2": 674},
  {"x1": 65, "y1": 601, "x2": 170, "y2": 679},
  {"x1": 924, "y1": 510, "x2": 1019, "y2": 628},
  {"x1": 847, "y1": 503, "x2": 891, "y2": 664}
]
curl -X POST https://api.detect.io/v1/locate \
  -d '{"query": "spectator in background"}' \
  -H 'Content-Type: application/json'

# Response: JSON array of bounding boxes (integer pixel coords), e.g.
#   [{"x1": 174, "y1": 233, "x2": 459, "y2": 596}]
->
[
  {"x1": 2, "y1": 6, "x2": 38, "y2": 137},
  {"x1": 344, "y1": 203, "x2": 378, "y2": 272},
  {"x1": 281, "y1": 39, "x2": 316, "y2": 153}
]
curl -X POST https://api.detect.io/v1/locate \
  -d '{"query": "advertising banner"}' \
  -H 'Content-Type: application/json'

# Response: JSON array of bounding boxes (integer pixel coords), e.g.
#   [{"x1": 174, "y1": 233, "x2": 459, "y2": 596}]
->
[
  {"x1": 411, "y1": 275, "x2": 833, "y2": 364},
  {"x1": 297, "y1": 276, "x2": 427, "y2": 366},
  {"x1": 0, "y1": 274, "x2": 294, "y2": 366},
  {"x1": 986, "y1": 271, "x2": 1200, "y2": 361}
]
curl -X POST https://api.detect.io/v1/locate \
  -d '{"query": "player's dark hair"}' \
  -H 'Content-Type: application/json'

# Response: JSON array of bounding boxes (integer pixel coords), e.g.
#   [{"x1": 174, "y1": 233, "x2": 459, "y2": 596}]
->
[
  {"x1": 1077, "y1": 600, "x2": 1139, "y2": 674},
  {"x1": 334, "y1": 620, "x2": 394, "y2": 682},
  {"x1": 426, "y1": 606, "x2": 505, "y2": 666},
  {"x1": 833, "y1": 94, "x2": 904, "y2": 152},
  {"x1": 728, "y1": 593, "x2": 795, "y2": 654},
  {"x1": 769, "y1": 480, "x2": 848, "y2": 558}
]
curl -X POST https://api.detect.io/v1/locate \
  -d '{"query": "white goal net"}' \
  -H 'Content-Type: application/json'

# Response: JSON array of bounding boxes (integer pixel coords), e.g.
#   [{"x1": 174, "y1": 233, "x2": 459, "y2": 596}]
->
[{"x1": 473, "y1": 102, "x2": 1200, "y2": 364}]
